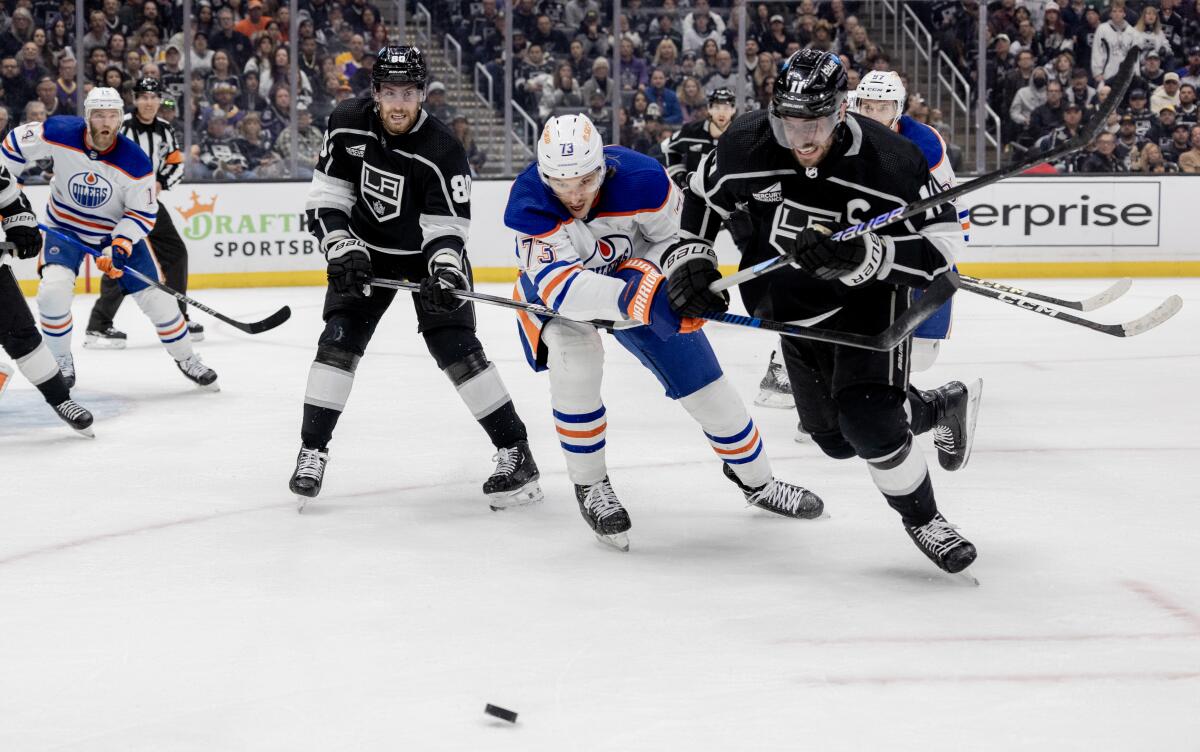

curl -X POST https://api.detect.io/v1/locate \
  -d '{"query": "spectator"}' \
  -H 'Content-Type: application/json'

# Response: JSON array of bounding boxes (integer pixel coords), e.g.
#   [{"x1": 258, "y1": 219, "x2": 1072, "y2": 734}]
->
[
  {"x1": 565, "y1": 39, "x2": 590, "y2": 83},
  {"x1": 696, "y1": 38, "x2": 720, "y2": 78},
  {"x1": 261, "y1": 85, "x2": 291, "y2": 142},
  {"x1": 684, "y1": 0, "x2": 726, "y2": 36},
  {"x1": 564, "y1": 0, "x2": 600, "y2": 31},
  {"x1": 335, "y1": 33, "x2": 366, "y2": 81},
  {"x1": 424, "y1": 81, "x2": 457, "y2": 123},
  {"x1": 1133, "y1": 5, "x2": 1171, "y2": 62},
  {"x1": 683, "y1": 11, "x2": 722, "y2": 55},
  {"x1": 1177, "y1": 125, "x2": 1200, "y2": 171},
  {"x1": 23, "y1": 98, "x2": 47, "y2": 123},
  {"x1": 1037, "y1": 1, "x2": 1068, "y2": 57},
  {"x1": 580, "y1": 57, "x2": 617, "y2": 107},
  {"x1": 124, "y1": 50, "x2": 145, "y2": 83},
  {"x1": 652, "y1": 39, "x2": 683, "y2": 88},
  {"x1": 516, "y1": 42, "x2": 556, "y2": 111},
  {"x1": 272, "y1": 102, "x2": 321, "y2": 177},
  {"x1": 1178, "y1": 46, "x2": 1200, "y2": 90},
  {"x1": 1036, "y1": 102, "x2": 1084, "y2": 164},
  {"x1": 1009, "y1": 66, "x2": 1048, "y2": 141},
  {"x1": 577, "y1": 10, "x2": 610, "y2": 61},
  {"x1": 206, "y1": 81, "x2": 244, "y2": 126},
  {"x1": 245, "y1": 34, "x2": 276, "y2": 79},
  {"x1": 18, "y1": 42, "x2": 48, "y2": 87},
  {"x1": 617, "y1": 37, "x2": 648, "y2": 91},
  {"x1": 0, "y1": 8, "x2": 35, "y2": 60},
  {"x1": 1163, "y1": 122, "x2": 1193, "y2": 162},
  {"x1": 1114, "y1": 113, "x2": 1143, "y2": 166},
  {"x1": 1029, "y1": 79, "x2": 1066, "y2": 142},
  {"x1": 615, "y1": 13, "x2": 642, "y2": 54},
  {"x1": 999, "y1": 49, "x2": 1035, "y2": 118},
  {"x1": 1067, "y1": 66, "x2": 1096, "y2": 108},
  {"x1": 543, "y1": 61, "x2": 583, "y2": 118},
  {"x1": 1178, "y1": 84, "x2": 1198, "y2": 125},
  {"x1": 1134, "y1": 141, "x2": 1179, "y2": 172},
  {"x1": 198, "y1": 110, "x2": 253, "y2": 178},
  {"x1": 54, "y1": 56, "x2": 77, "y2": 113},
  {"x1": 193, "y1": 2, "x2": 215, "y2": 39},
  {"x1": 237, "y1": 69, "x2": 269, "y2": 113},
  {"x1": 1010, "y1": 18, "x2": 1041, "y2": 61},
  {"x1": 326, "y1": 22, "x2": 356, "y2": 59},
  {"x1": 102, "y1": 65, "x2": 127, "y2": 95},
  {"x1": 450, "y1": 113, "x2": 486, "y2": 177},
  {"x1": 107, "y1": 33, "x2": 127, "y2": 66},
  {"x1": 1125, "y1": 88, "x2": 1155, "y2": 137},
  {"x1": 761, "y1": 15, "x2": 794, "y2": 56},
  {"x1": 703, "y1": 48, "x2": 747, "y2": 93},
  {"x1": 646, "y1": 15, "x2": 683, "y2": 60},
  {"x1": 1153, "y1": 72, "x2": 1183, "y2": 112},
  {"x1": 741, "y1": 37, "x2": 761, "y2": 76},
  {"x1": 1046, "y1": 50, "x2": 1074, "y2": 88},
  {"x1": 211, "y1": 7, "x2": 253, "y2": 70},
  {"x1": 161, "y1": 44, "x2": 185, "y2": 99},
  {"x1": 529, "y1": 14, "x2": 569, "y2": 57},
  {"x1": 1148, "y1": 105, "x2": 1181, "y2": 149},
  {"x1": 138, "y1": 27, "x2": 165, "y2": 67},
  {"x1": 188, "y1": 31, "x2": 214, "y2": 76},
  {"x1": 82, "y1": 10, "x2": 111, "y2": 54},
  {"x1": 843, "y1": 23, "x2": 874, "y2": 71},
  {"x1": 585, "y1": 88, "x2": 612, "y2": 141},
  {"x1": 261, "y1": 48, "x2": 312, "y2": 107},
  {"x1": 677, "y1": 75, "x2": 707, "y2": 122},
  {"x1": 1081, "y1": 132, "x2": 1125, "y2": 171},
  {"x1": 206, "y1": 49, "x2": 241, "y2": 96},
  {"x1": 102, "y1": 0, "x2": 131, "y2": 38},
  {"x1": 87, "y1": 47, "x2": 110, "y2": 84},
  {"x1": 1092, "y1": 4, "x2": 1135, "y2": 84},
  {"x1": 235, "y1": 0, "x2": 273, "y2": 40},
  {"x1": 349, "y1": 50, "x2": 375, "y2": 94},
  {"x1": 34, "y1": 76, "x2": 61, "y2": 118},
  {"x1": 1136, "y1": 50, "x2": 1167, "y2": 95},
  {"x1": 1, "y1": 58, "x2": 32, "y2": 115},
  {"x1": 1160, "y1": 0, "x2": 1187, "y2": 61},
  {"x1": 645, "y1": 67, "x2": 683, "y2": 124}
]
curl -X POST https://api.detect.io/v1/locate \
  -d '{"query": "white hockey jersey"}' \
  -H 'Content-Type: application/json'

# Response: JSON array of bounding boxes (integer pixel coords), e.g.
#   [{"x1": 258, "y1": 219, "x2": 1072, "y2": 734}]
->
[{"x1": 0, "y1": 116, "x2": 157, "y2": 246}]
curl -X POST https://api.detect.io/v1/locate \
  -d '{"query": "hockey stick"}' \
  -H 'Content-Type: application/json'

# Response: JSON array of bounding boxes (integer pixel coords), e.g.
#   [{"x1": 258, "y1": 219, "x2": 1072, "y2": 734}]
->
[
  {"x1": 39, "y1": 226, "x2": 292, "y2": 334},
  {"x1": 959, "y1": 279, "x2": 1182, "y2": 338},
  {"x1": 370, "y1": 271, "x2": 959, "y2": 352},
  {"x1": 708, "y1": 47, "x2": 1142, "y2": 295},
  {"x1": 958, "y1": 275, "x2": 1132, "y2": 312}
]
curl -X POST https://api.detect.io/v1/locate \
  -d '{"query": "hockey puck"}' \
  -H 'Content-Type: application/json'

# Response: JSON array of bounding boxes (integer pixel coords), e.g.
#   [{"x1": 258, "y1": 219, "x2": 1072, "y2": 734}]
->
[{"x1": 484, "y1": 704, "x2": 518, "y2": 723}]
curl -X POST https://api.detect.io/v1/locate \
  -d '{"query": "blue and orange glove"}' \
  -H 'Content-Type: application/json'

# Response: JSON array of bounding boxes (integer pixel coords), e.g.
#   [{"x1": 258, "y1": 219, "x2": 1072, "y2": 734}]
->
[
  {"x1": 96, "y1": 237, "x2": 132, "y2": 279},
  {"x1": 615, "y1": 258, "x2": 705, "y2": 340}
]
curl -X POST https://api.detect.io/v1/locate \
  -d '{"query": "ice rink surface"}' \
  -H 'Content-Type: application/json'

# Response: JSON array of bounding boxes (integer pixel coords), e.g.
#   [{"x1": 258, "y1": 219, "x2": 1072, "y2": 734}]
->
[{"x1": 1, "y1": 279, "x2": 1198, "y2": 751}]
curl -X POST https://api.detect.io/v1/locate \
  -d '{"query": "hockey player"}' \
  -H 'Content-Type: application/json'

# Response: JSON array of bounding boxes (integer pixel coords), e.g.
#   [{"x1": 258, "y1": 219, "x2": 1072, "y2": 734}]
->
[
  {"x1": 0, "y1": 87, "x2": 218, "y2": 390},
  {"x1": 668, "y1": 50, "x2": 977, "y2": 575},
  {"x1": 0, "y1": 161, "x2": 93, "y2": 435},
  {"x1": 84, "y1": 77, "x2": 202, "y2": 348},
  {"x1": 663, "y1": 86, "x2": 737, "y2": 188},
  {"x1": 294, "y1": 46, "x2": 542, "y2": 509},
  {"x1": 505, "y1": 113, "x2": 824, "y2": 552}
]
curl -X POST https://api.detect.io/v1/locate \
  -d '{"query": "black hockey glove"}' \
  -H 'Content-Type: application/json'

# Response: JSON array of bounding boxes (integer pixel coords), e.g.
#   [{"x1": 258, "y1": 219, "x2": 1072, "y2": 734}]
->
[
  {"x1": 326, "y1": 237, "x2": 373, "y2": 298},
  {"x1": 418, "y1": 255, "x2": 469, "y2": 314},
  {"x1": 2, "y1": 212, "x2": 42, "y2": 260},
  {"x1": 662, "y1": 241, "x2": 729, "y2": 317},
  {"x1": 789, "y1": 225, "x2": 886, "y2": 286}
]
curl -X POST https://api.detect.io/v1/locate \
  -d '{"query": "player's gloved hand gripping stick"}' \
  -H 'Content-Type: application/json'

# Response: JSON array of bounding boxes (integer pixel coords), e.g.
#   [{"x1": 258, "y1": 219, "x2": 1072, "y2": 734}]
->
[{"x1": 38, "y1": 226, "x2": 292, "y2": 334}]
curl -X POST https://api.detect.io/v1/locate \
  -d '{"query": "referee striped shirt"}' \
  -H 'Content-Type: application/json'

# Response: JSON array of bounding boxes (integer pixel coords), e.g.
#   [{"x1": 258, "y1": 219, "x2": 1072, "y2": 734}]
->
[{"x1": 120, "y1": 113, "x2": 184, "y2": 191}]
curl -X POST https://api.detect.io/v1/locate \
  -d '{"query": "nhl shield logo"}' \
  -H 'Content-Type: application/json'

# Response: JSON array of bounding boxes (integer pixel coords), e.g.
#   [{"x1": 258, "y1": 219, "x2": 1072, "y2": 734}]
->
[{"x1": 361, "y1": 163, "x2": 404, "y2": 222}]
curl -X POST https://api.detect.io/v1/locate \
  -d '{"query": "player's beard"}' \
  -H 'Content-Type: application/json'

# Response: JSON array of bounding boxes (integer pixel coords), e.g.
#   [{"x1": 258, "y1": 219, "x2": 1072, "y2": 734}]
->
[
  {"x1": 89, "y1": 124, "x2": 116, "y2": 151},
  {"x1": 378, "y1": 100, "x2": 420, "y2": 135}
]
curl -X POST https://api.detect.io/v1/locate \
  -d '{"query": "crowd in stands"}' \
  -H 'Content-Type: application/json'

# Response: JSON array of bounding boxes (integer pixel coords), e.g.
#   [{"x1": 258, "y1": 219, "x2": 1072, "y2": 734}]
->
[{"x1": 3, "y1": 0, "x2": 1200, "y2": 178}]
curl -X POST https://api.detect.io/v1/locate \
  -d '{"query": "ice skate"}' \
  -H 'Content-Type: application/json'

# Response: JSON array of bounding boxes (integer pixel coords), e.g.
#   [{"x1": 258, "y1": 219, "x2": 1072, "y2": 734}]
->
[
  {"x1": 754, "y1": 350, "x2": 795, "y2": 409},
  {"x1": 723, "y1": 463, "x2": 824, "y2": 519},
  {"x1": 930, "y1": 379, "x2": 983, "y2": 471},
  {"x1": 290, "y1": 447, "x2": 329, "y2": 512},
  {"x1": 83, "y1": 326, "x2": 127, "y2": 349},
  {"x1": 484, "y1": 440, "x2": 544, "y2": 510},
  {"x1": 55, "y1": 353, "x2": 76, "y2": 389},
  {"x1": 794, "y1": 422, "x2": 809, "y2": 444},
  {"x1": 53, "y1": 399, "x2": 94, "y2": 438},
  {"x1": 575, "y1": 476, "x2": 631, "y2": 551},
  {"x1": 0, "y1": 361, "x2": 12, "y2": 400},
  {"x1": 905, "y1": 512, "x2": 978, "y2": 583},
  {"x1": 187, "y1": 320, "x2": 205, "y2": 342},
  {"x1": 176, "y1": 353, "x2": 219, "y2": 391}
]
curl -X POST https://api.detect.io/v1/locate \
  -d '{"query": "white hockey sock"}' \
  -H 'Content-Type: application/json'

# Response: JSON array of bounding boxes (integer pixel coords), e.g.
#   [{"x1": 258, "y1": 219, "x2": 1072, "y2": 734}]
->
[
  {"x1": 36, "y1": 265, "x2": 76, "y2": 358},
  {"x1": 304, "y1": 360, "x2": 355, "y2": 412},
  {"x1": 679, "y1": 376, "x2": 772, "y2": 488},
  {"x1": 544, "y1": 320, "x2": 607, "y2": 486},
  {"x1": 453, "y1": 362, "x2": 513, "y2": 420},
  {"x1": 866, "y1": 434, "x2": 930, "y2": 497},
  {"x1": 132, "y1": 288, "x2": 193, "y2": 361},
  {"x1": 16, "y1": 342, "x2": 60, "y2": 386}
]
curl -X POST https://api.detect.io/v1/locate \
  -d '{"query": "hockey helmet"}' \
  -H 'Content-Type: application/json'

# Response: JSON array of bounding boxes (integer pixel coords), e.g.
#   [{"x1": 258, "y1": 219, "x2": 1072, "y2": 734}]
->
[
  {"x1": 537, "y1": 113, "x2": 605, "y2": 187},
  {"x1": 769, "y1": 50, "x2": 848, "y2": 151},
  {"x1": 372, "y1": 45, "x2": 428, "y2": 90},
  {"x1": 133, "y1": 76, "x2": 164, "y2": 96},
  {"x1": 853, "y1": 70, "x2": 906, "y2": 128},
  {"x1": 84, "y1": 87, "x2": 125, "y2": 120},
  {"x1": 707, "y1": 87, "x2": 736, "y2": 107}
]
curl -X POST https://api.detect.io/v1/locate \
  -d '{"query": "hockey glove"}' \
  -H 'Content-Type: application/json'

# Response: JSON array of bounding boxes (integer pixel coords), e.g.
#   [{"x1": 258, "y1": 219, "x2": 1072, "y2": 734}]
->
[
  {"x1": 662, "y1": 241, "x2": 728, "y2": 317},
  {"x1": 326, "y1": 237, "x2": 373, "y2": 299},
  {"x1": 789, "y1": 225, "x2": 887, "y2": 286},
  {"x1": 96, "y1": 237, "x2": 132, "y2": 280},
  {"x1": 1, "y1": 212, "x2": 42, "y2": 259},
  {"x1": 614, "y1": 258, "x2": 703, "y2": 341},
  {"x1": 418, "y1": 254, "x2": 470, "y2": 314}
]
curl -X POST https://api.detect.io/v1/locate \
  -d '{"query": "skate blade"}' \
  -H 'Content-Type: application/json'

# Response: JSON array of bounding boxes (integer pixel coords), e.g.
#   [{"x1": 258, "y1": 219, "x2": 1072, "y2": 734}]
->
[
  {"x1": 198, "y1": 380, "x2": 221, "y2": 393},
  {"x1": 595, "y1": 531, "x2": 630, "y2": 552},
  {"x1": 754, "y1": 390, "x2": 796, "y2": 409},
  {"x1": 957, "y1": 379, "x2": 984, "y2": 471},
  {"x1": 73, "y1": 426, "x2": 96, "y2": 439},
  {"x1": 296, "y1": 494, "x2": 314, "y2": 513},
  {"x1": 83, "y1": 338, "x2": 126, "y2": 350},
  {"x1": 487, "y1": 480, "x2": 545, "y2": 511},
  {"x1": 950, "y1": 567, "x2": 980, "y2": 587},
  {"x1": 793, "y1": 431, "x2": 808, "y2": 444}
]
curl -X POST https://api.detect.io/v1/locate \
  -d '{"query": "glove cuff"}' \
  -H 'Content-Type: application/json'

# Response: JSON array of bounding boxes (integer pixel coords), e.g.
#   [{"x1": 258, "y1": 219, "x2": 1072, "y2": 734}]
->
[
  {"x1": 325, "y1": 236, "x2": 365, "y2": 262},
  {"x1": 616, "y1": 258, "x2": 665, "y2": 324},
  {"x1": 428, "y1": 248, "x2": 465, "y2": 274},
  {"x1": 839, "y1": 232, "x2": 888, "y2": 287},
  {"x1": 661, "y1": 241, "x2": 717, "y2": 278},
  {"x1": 1, "y1": 212, "x2": 36, "y2": 230}
]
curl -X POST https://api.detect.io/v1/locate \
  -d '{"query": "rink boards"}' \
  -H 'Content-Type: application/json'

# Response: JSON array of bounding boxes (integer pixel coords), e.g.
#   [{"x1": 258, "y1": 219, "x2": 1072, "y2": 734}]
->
[{"x1": 10, "y1": 174, "x2": 1200, "y2": 294}]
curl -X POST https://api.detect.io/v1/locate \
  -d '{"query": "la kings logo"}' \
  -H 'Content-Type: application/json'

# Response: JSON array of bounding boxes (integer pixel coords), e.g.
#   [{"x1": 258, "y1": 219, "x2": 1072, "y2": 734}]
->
[
  {"x1": 752, "y1": 182, "x2": 782, "y2": 203},
  {"x1": 768, "y1": 199, "x2": 841, "y2": 256},
  {"x1": 361, "y1": 163, "x2": 404, "y2": 222},
  {"x1": 345, "y1": 143, "x2": 366, "y2": 158}
]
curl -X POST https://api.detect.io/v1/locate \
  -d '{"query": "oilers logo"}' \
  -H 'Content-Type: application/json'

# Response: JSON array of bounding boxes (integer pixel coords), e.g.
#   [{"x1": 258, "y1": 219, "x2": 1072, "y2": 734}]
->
[
  {"x1": 586, "y1": 234, "x2": 633, "y2": 274},
  {"x1": 68, "y1": 172, "x2": 113, "y2": 209}
]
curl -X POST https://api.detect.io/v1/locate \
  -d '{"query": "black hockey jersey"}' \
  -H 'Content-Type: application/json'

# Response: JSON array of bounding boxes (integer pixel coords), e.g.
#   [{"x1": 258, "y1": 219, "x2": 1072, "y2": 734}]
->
[
  {"x1": 305, "y1": 97, "x2": 472, "y2": 261},
  {"x1": 662, "y1": 118, "x2": 720, "y2": 184},
  {"x1": 681, "y1": 110, "x2": 962, "y2": 317}
]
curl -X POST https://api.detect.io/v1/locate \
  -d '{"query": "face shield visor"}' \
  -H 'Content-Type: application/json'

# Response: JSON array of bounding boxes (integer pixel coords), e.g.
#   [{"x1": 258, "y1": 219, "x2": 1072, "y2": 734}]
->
[{"x1": 769, "y1": 108, "x2": 841, "y2": 152}]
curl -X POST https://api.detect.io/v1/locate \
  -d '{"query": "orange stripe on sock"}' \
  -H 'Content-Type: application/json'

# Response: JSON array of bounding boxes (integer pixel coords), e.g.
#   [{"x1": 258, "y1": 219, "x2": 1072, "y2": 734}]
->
[
  {"x1": 556, "y1": 422, "x2": 607, "y2": 439},
  {"x1": 41, "y1": 317, "x2": 73, "y2": 331},
  {"x1": 713, "y1": 429, "x2": 760, "y2": 456},
  {"x1": 158, "y1": 319, "x2": 186, "y2": 337}
]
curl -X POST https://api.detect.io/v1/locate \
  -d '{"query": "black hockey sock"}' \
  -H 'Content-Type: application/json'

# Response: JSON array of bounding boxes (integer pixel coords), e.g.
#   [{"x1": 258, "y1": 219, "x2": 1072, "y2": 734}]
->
[
  {"x1": 906, "y1": 386, "x2": 939, "y2": 436},
  {"x1": 36, "y1": 372, "x2": 70, "y2": 407},
  {"x1": 882, "y1": 473, "x2": 938, "y2": 528},
  {"x1": 301, "y1": 403, "x2": 340, "y2": 451},
  {"x1": 478, "y1": 400, "x2": 528, "y2": 449}
]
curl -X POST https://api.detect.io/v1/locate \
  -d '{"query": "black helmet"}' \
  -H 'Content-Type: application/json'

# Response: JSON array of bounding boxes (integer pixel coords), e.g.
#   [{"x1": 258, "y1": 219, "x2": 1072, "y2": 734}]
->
[
  {"x1": 771, "y1": 49, "x2": 847, "y2": 119},
  {"x1": 133, "y1": 76, "x2": 164, "y2": 95},
  {"x1": 707, "y1": 87, "x2": 736, "y2": 107},
  {"x1": 372, "y1": 45, "x2": 427, "y2": 89}
]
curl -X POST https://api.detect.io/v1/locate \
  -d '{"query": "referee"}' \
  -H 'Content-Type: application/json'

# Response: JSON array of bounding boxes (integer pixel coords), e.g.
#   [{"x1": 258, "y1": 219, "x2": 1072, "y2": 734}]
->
[{"x1": 85, "y1": 76, "x2": 204, "y2": 347}]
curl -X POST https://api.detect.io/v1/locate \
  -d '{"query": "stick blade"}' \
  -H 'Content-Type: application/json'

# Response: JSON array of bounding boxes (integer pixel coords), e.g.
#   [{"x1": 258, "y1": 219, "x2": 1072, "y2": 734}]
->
[
  {"x1": 1078, "y1": 278, "x2": 1132, "y2": 312},
  {"x1": 237, "y1": 305, "x2": 292, "y2": 334},
  {"x1": 1121, "y1": 295, "x2": 1183, "y2": 337}
]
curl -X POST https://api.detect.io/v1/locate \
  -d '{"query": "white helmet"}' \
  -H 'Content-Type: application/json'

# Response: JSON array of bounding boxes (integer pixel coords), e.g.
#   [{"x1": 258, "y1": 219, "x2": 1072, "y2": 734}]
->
[
  {"x1": 84, "y1": 87, "x2": 124, "y2": 120},
  {"x1": 536, "y1": 113, "x2": 605, "y2": 186},
  {"x1": 853, "y1": 71, "x2": 906, "y2": 128}
]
